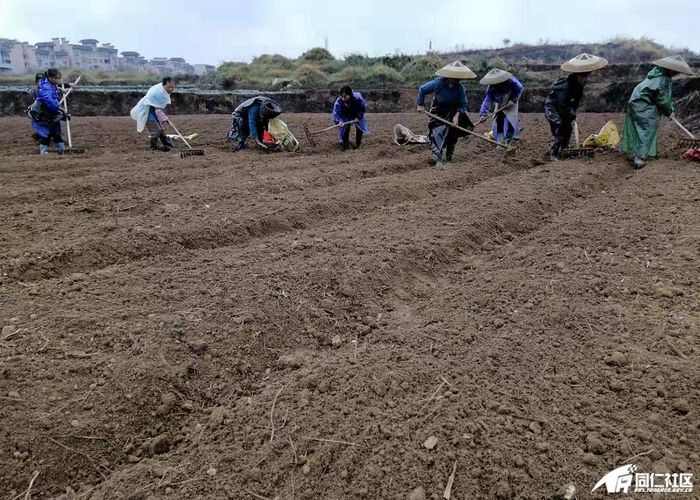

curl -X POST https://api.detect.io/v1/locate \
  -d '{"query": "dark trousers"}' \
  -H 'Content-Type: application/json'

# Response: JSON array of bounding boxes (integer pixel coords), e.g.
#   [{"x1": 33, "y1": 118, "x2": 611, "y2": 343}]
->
[
  {"x1": 39, "y1": 131, "x2": 64, "y2": 145},
  {"x1": 549, "y1": 121, "x2": 573, "y2": 156},
  {"x1": 341, "y1": 125, "x2": 363, "y2": 148}
]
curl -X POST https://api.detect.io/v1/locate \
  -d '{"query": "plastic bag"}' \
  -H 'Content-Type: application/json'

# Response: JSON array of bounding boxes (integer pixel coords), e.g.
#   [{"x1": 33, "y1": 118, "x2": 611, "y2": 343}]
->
[
  {"x1": 583, "y1": 120, "x2": 620, "y2": 149},
  {"x1": 394, "y1": 124, "x2": 428, "y2": 146},
  {"x1": 268, "y1": 118, "x2": 300, "y2": 152}
]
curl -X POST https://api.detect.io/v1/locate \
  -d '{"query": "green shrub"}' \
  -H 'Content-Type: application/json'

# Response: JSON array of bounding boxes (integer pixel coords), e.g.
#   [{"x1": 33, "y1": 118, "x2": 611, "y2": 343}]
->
[
  {"x1": 251, "y1": 53, "x2": 294, "y2": 69},
  {"x1": 401, "y1": 53, "x2": 445, "y2": 84},
  {"x1": 300, "y1": 47, "x2": 335, "y2": 63},
  {"x1": 294, "y1": 64, "x2": 327, "y2": 88},
  {"x1": 362, "y1": 64, "x2": 405, "y2": 88}
]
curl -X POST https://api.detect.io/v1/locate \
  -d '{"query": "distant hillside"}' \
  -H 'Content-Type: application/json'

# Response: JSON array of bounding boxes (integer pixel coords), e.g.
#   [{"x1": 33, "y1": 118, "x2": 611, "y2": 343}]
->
[{"x1": 444, "y1": 37, "x2": 697, "y2": 65}]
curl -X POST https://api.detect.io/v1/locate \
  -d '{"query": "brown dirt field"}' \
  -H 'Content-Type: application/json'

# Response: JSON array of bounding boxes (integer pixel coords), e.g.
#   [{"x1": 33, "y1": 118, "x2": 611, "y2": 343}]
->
[{"x1": 0, "y1": 113, "x2": 698, "y2": 500}]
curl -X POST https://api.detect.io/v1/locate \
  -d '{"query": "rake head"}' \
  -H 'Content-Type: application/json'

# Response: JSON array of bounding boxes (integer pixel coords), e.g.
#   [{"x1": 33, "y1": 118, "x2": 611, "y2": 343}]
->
[
  {"x1": 60, "y1": 148, "x2": 86, "y2": 155},
  {"x1": 180, "y1": 149, "x2": 205, "y2": 159},
  {"x1": 303, "y1": 123, "x2": 316, "y2": 147},
  {"x1": 560, "y1": 148, "x2": 595, "y2": 159},
  {"x1": 677, "y1": 138, "x2": 700, "y2": 149}
]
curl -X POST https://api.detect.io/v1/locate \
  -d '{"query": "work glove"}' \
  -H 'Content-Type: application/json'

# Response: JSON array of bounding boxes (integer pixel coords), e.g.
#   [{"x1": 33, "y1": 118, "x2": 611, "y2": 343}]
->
[{"x1": 504, "y1": 100, "x2": 515, "y2": 109}]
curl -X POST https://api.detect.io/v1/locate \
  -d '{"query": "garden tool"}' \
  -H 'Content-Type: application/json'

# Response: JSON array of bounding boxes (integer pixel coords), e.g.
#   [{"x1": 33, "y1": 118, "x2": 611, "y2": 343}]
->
[
  {"x1": 59, "y1": 79, "x2": 85, "y2": 155},
  {"x1": 670, "y1": 115, "x2": 700, "y2": 149},
  {"x1": 303, "y1": 119, "x2": 357, "y2": 147},
  {"x1": 419, "y1": 109, "x2": 512, "y2": 150},
  {"x1": 560, "y1": 121, "x2": 595, "y2": 159},
  {"x1": 474, "y1": 103, "x2": 509, "y2": 126},
  {"x1": 169, "y1": 119, "x2": 205, "y2": 158}
]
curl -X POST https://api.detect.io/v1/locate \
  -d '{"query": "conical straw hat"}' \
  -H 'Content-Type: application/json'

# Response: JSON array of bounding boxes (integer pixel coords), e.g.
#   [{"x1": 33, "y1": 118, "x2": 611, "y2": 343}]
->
[
  {"x1": 436, "y1": 61, "x2": 477, "y2": 79},
  {"x1": 480, "y1": 68, "x2": 513, "y2": 85},
  {"x1": 652, "y1": 55, "x2": 694, "y2": 75},
  {"x1": 561, "y1": 53, "x2": 608, "y2": 73}
]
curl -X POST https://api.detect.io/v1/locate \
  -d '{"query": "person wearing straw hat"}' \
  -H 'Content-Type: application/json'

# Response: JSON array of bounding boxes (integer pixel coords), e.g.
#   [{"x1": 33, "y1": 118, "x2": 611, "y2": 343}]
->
[
  {"x1": 479, "y1": 68, "x2": 523, "y2": 145},
  {"x1": 545, "y1": 53, "x2": 608, "y2": 160},
  {"x1": 416, "y1": 61, "x2": 476, "y2": 166},
  {"x1": 620, "y1": 55, "x2": 694, "y2": 168}
]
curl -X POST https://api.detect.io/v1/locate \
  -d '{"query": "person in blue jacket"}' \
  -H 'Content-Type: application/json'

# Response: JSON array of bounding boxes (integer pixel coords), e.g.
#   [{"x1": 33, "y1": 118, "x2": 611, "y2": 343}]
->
[
  {"x1": 27, "y1": 68, "x2": 70, "y2": 155},
  {"x1": 479, "y1": 68, "x2": 523, "y2": 145},
  {"x1": 417, "y1": 61, "x2": 476, "y2": 166},
  {"x1": 332, "y1": 85, "x2": 369, "y2": 150},
  {"x1": 227, "y1": 96, "x2": 282, "y2": 151}
]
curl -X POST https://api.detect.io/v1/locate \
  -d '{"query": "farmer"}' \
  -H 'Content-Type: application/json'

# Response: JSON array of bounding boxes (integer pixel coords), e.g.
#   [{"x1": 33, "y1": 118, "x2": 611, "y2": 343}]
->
[
  {"x1": 227, "y1": 96, "x2": 282, "y2": 151},
  {"x1": 27, "y1": 68, "x2": 70, "y2": 155},
  {"x1": 417, "y1": 61, "x2": 476, "y2": 166},
  {"x1": 332, "y1": 85, "x2": 369, "y2": 150},
  {"x1": 479, "y1": 68, "x2": 523, "y2": 145},
  {"x1": 130, "y1": 77, "x2": 175, "y2": 151},
  {"x1": 620, "y1": 55, "x2": 694, "y2": 168},
  {"x1": 545, "y1": 53, "x2": 608, "y2": 160}
]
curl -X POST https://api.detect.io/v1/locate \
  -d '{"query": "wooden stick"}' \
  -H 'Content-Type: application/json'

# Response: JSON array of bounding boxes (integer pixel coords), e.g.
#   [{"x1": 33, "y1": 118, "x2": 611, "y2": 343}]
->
[
  {"x1": 670, "y1": 116, "x2": 697, "y2": 139},
  {"x1": 47, "y1": 437, "x2": 107, "y2": 479},
  {"x1": 308, "y1": 119, "x2": 358, "y2": 136},
  {"x1": 243, "y1": 489, "x2": 279, "y2": 500},
  {"x1": 58, "y1": 75, "x2": 81, "y2": 107},
  {"x1": 61, "y1": 83, "x2": 72, "y2": 148},
  {"x1": 419, "y1": 109, "x2": 509, "y2": 149},
  {"x1": 665, "y1": 337, "x2": 688, "y2": 360},
  {"x1": 301, "y1": 436, "x2": 360, "y2": 447},
  {"x1": 269, "y1": 384, "x2": 286, "y2": 443},
  {"x1": 573, "y1": 121, "x2": 580, "y2": 148},
  {"x1": 443, "y1": 461, "x2": 457, "y2": 500},
  {"x1": 24, "y1": 470, "x2": 39, "y2": 500}
]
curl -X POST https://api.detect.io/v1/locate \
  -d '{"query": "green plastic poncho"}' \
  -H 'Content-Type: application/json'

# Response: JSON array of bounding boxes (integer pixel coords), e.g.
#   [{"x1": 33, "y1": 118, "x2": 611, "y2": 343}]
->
[{"x1": 620, "y1": 67, "x2": 674, "y2": 159}]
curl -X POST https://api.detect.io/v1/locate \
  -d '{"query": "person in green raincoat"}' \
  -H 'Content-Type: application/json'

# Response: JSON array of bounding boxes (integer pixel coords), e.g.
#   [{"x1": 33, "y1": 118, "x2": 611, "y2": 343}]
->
[{"x1": 621, "y1": 55, "x2": 695, "y2": 168}]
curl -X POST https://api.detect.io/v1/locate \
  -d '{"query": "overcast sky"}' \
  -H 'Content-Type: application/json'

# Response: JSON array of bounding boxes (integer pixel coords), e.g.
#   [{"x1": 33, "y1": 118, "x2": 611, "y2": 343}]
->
[{"x1": 1, "y1": 0, "x2": 698, "y2": 65}]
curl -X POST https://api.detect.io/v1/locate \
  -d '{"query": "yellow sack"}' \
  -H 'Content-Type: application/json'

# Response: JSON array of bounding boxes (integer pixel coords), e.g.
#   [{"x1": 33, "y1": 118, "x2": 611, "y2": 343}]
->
[
  {"x1": 582, "y1": 120, "x2": 620, "y2": 149},
  {"x1": 268, "y1": 118, "x2": 300, "y2": 152}
]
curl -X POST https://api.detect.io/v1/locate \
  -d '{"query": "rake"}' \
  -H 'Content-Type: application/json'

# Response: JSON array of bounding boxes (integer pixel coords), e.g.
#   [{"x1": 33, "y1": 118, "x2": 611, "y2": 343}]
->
[
  {"x1": 303, "y1": 119, "x2": 357, "y2": 147},
  {"x1": 59, "y1": 77, "x2": 86, "y2": 155},
  {"x1": 560, "y1": 121, "x2": 594, "y2": 159},
  {"x1": 169, "y1": 120, "x2": 205, "y2": 158},
  {"x1": 671, "y1": 115, "x2": 700, "y2": 149},
  {"x1": 419, "y1": 109, "x2": 513, "y2": 151}
]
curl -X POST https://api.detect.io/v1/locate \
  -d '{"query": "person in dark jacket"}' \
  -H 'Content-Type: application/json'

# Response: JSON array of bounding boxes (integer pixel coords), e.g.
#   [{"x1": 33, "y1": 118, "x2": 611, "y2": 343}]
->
[
  {"x1": 27, "y1": 68, "x2": 70, "y2": 155},
  {"x1": 545, "y1": 53, "x2": 608, "y2": 160},
  {"x1": 332, "y1": 85, "x2": 369, "y2": 150},
  {"x1": 416, "y1": 61, "x2": 476, "y2": 166},
  {"x1": 227, "y1": 96, "x2": 282, "y2": 151}
]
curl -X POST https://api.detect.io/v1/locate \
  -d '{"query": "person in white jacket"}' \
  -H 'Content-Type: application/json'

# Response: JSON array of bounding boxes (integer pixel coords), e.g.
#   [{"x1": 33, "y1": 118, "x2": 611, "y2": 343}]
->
[{"x1": 130, "y1": 77, "x2": 175, "y2": 151}]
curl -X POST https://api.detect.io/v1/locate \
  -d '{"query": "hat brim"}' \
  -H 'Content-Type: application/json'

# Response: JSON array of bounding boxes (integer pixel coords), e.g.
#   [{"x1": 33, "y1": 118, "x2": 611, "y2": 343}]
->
[
  {"x1": 479, "y1": 73, "x2": 512, "y2": 85},
  {"x1": 652, "y1": 59, "x2": 694, "y2": 76},
  {"x1": 561, "y1": 58, "x2": 608, "y2": 73},
  {"x1": 436, "y1": 68, "x2": 477, "y2": 79}
]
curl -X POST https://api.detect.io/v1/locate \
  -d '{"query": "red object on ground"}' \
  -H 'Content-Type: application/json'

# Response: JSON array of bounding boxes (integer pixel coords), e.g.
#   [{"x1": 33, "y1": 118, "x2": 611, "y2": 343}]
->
[
  {"x1": 263, "y1": 130, "x2": 274, "y2": 142},
  {"x1": 682, "y1": 148, "x2": 700, "y2": 161}
]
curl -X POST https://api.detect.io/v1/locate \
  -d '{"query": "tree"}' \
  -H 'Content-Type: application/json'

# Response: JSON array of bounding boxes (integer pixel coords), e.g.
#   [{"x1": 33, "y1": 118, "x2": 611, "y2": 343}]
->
[{"x1": 503, "y1": 38, "x2": 511, "y2": 47}]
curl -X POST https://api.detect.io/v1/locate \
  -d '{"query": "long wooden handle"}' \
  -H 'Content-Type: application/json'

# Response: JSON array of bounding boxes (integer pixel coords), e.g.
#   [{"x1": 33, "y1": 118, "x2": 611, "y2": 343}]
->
[
  {"x1": 574, "y1": 121, "x2": 580, "y2": 148},
  {"x1": 59, "y1": 75, "x2": 81, "y2": 107},
  {"x1": 475, "y1": 104, "x2": 508, "y2": 126},
  {"x1": 670, "y1": 116, "x2": 697, "y2": 139},
  {"x1": 61, "y1": 83, "x2": 72, "y2": 148},
  {"x1": 310, "y1": 119, "x2": 358, "y2": 135},
  {"x1": 419, "y1": 109, "x2": 508, "y2": 149},
  {"x1": 168, "y1": 121, "x2": 193, "y2": 149}
]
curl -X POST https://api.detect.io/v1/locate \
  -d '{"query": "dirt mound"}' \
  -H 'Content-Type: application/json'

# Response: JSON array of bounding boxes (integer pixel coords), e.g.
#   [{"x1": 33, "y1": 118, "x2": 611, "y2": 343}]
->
[{"x1": 0, "y1": 113, "x2": 698, "y2": 499}]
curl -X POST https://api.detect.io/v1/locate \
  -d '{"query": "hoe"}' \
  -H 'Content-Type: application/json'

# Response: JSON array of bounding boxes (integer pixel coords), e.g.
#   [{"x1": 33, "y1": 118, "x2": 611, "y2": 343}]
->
[
  {"x1": 303, "y1": 119, "x2": 357, "y2": 147},
  {"x1": 671, "y1": 116, "x2": 700, "y2": 149},
  {"x1": 169, "y1": 119, "x2": 205, "y2": 158},
  {"x1": 560, "y1": 121, "x2": 594, "y2": 159}
]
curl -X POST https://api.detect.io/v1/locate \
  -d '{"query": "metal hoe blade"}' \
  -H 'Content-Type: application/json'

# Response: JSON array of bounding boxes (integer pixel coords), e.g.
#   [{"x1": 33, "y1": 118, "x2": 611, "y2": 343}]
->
[
  {"x1": 60, "y1": 148, "x2": 86, "y2": 155},
  {"x1": 560, "y1": 148, "x2": 595, "y2": 159},
  {"x1": 303, "y1": 123, "x2": 316, "y2": 147},
  {"x1": 678, "y1": 138, "x2": 700, "y2": 149},
  {"x1": 180, "y1": 149, "x2": 205, "y2": 158}
]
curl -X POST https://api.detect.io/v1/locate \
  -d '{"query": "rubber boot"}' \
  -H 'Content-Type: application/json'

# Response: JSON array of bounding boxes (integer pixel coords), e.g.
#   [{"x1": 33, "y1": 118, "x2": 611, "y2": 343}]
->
[
  {"x1": 355, "y1": 130, "x2": 363, "y2": 148},
  {"x1": 633, "y1": 157, "x2": 646, "y2": 169},
  {"x1": 159, "y1": 134, "x2": 173, "y2": 152},
  {"x1": 445, "y1": 143, "x2": 456, "y2": 164},
  {"x1": 39, "y1": 144, "x2": 49, "y2": 155},
  {"x1": 55, "y1": 142, "x2": 65, "y2": 154},
  {"x1": 150, "y1": 137, "x2": 160, "y2": 151},
  {"x1": 429, "y1": 151, "x2": 444, "y2": 167}
]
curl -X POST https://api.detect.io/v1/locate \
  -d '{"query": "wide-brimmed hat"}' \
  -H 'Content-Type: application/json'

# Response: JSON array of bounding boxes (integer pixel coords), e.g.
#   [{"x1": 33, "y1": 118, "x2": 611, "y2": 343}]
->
[
  {"x1": 436, "y1": 61, "x2": 477, "y2": 80},
  {"x1": 561, "y1": 53, "x2": 608, "y2": 73},
  {"x1": 480, "y1": 68, "x2": 513, "y2": 85},
  {"x1": 652, "y1": 55, "x2": 694, "y2": 76}
]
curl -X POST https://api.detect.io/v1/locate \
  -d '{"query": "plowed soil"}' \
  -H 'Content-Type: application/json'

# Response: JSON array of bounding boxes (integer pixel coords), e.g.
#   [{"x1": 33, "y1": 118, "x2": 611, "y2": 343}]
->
[{"x1": 1, "y1": 113, "x2": 698, "y2": 500}]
